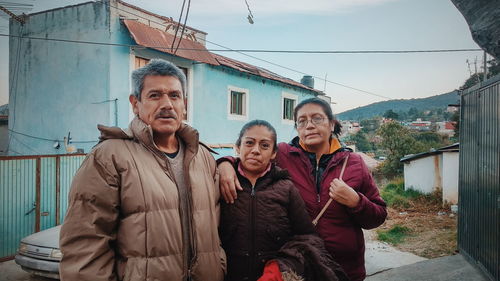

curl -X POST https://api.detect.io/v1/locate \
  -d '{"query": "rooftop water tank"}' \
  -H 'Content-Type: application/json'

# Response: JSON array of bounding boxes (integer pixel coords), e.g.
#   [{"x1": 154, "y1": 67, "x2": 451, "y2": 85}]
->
[{"x1": 300, "y1": 75, "x2": 314, "y2": 88}]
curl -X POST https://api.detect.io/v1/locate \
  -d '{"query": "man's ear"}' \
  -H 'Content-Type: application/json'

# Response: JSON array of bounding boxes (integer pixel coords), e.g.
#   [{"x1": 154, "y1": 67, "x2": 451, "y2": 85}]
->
[{"x1": 129, "y1": 95, "x2": 139, "y2": 115}]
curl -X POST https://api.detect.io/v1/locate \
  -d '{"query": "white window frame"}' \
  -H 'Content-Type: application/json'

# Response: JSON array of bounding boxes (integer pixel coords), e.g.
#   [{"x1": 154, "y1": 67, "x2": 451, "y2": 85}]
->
[
  {"x1": 281, "y1": 92, "x2": 298, "y2": 125},
  {"x1": 227, "y1": 86, "x2": 249, "y2": 121}
]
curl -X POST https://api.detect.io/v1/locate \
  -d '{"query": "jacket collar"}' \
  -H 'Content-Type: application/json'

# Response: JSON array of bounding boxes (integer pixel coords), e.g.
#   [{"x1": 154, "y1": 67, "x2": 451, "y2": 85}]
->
[
  {"x1": 98, "y1": 116, "x2": 200, "y2": 156},
  {"x1": 287, "y1": 136, "x2": 351, "y2": 166}
]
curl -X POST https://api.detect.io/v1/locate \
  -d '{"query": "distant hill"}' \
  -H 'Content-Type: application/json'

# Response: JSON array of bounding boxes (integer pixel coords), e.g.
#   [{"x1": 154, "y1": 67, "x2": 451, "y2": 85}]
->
[{"x1": 337, "y1": 90, "x2": 459, "y2": 121}]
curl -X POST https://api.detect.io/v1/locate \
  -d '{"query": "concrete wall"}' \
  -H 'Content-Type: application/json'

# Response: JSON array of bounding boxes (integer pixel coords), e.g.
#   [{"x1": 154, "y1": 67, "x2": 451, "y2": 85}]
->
[
  {"x1": 442, "y1": 151, "x2": 459, "y2": 204},
  {"x1": 8, "y1": 2, "x2": 113, "y2": 155},
  {"x1": 191, "y1": 64, "x2": 316, "y2": 144},
  {"x1": 403, "y1": 155, "x2": 440, "y2": 194},
  {"x1": 8, "y1": 2, "x2": 136, "y2": 155},
  {"x1": 8, "y1": 1, "x2": 317, "y2": 154},
  {"x1": 404, "y1": 152, "x2": 459, "y2": 204}
]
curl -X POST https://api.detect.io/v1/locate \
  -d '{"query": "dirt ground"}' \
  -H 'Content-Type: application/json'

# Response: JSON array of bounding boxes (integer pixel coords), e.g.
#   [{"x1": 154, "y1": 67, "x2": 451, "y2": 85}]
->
[{"x1": 377, "y1": 206, "x2": 458, "y2": 259}]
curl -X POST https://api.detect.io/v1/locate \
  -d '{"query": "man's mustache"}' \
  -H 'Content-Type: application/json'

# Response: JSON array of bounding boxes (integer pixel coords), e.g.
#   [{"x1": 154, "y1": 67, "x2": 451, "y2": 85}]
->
[{"x1": 155, "y1": 110, "x2": 177, "y2": 119}]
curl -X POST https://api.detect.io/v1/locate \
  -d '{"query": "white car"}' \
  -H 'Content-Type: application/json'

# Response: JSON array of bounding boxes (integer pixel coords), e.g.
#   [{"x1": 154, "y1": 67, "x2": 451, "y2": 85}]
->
[{"x1": 15, "y1": 226, "x2": 61, "y2": 279}]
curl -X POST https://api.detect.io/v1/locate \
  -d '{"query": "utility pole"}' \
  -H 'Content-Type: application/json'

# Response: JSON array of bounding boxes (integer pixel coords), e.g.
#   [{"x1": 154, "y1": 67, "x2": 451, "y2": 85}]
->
[
  {"x1": 323, "y1": 73, "x2": 327, "y2": 92},
  {"x1": 474, "y1": 57, "x2": 480, "y2": 84},
  {"x1": 483, "y1": 51, "x2": 488, "y2": 81}
]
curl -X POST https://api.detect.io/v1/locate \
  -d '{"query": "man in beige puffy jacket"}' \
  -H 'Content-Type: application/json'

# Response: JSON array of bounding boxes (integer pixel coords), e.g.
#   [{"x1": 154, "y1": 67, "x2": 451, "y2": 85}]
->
[{"x1": 60, "y1": 59, "x2": 226, "y2": 281}]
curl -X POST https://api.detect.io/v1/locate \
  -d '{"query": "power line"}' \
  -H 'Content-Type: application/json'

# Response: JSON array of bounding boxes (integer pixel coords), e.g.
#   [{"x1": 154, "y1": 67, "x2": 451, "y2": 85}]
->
[
  {"x1": 171, "y1": 0, "x2": 187, "y2": 52},
  {"x1": 9, "y1": 128, "x2": 98, "y2": 143},
  {"x1": 0, "y1": 33, "x2": 481, "y2": 54},
  {"x1": 173, "y1": 0, "x2": 192, "y2": 54},
  {"x1": 0, "y1": 32, "x2": 475, "y2": 100},
  {"x1": 94, "y1": 0, "x2": 472, "y2": 100},
  {"x1": 3, "y1": 0, "x2": 480, "y2": 102},
  {"x1": 90, "y1": 1, "x2": 430, "y2": 100}
]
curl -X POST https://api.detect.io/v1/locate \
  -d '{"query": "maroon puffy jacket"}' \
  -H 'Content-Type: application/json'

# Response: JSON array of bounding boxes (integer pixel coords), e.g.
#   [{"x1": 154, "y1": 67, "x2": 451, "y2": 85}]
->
[{"x1": 276, "y1": 141, "x2": 387, "y2": 281}]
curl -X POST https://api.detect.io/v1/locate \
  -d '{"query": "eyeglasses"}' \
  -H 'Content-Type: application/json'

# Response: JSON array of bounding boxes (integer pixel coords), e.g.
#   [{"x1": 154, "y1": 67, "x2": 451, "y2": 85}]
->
[{"x1": 296, "y1": 116, "x2": 326, "y2": 128}]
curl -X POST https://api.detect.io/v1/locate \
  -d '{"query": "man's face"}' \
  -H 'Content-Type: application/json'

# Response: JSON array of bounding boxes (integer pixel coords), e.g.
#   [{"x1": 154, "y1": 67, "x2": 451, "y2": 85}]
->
[{"x1": 129, "y1": 75, "x2": 185, "y2": 137}]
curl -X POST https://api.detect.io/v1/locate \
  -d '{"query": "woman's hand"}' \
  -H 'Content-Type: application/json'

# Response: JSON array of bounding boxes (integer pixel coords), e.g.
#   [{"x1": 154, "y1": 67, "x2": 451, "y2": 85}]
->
[
  {"x1": 218, "y1": 161, "x2": 243, "y2": 203},
  {"x1": 329, "y1": 179, "x2": 360, "y2": 208}
]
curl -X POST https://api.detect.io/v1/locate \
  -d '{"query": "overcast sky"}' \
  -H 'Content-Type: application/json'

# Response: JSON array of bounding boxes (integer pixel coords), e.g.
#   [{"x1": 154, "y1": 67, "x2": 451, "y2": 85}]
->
[{"x1": 0, "y1": 0, "x2": 483, "y2": 113}]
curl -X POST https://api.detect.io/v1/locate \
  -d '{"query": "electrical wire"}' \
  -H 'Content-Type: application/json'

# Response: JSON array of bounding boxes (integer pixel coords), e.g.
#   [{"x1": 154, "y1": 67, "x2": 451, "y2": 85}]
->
[
  {"x1": 173, "y1": 0, "x2": 191, "y2": 54},
  {"x1": 0, "y1": 34, "x2": 481, "y2": 54},
  {"x1": 0, "y1": 32, "x2": 479, "y2": 100},
  {"x1": 171, "y1": 0, "x2": 186, "y2": 52},
  {"x1": 94, "y1": 0, "x2": 481, "y2": 100},
  {"x1": 5, "y1": 24, "x2": 24, "y2": 154},
  {"x1": 9, "y1": 129, "x2": 98, "y2": 143}
]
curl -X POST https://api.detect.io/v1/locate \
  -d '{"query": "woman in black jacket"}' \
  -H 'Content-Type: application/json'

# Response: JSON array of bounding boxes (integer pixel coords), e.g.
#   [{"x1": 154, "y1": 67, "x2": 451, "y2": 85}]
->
[{"x1": 219, "y1": 120, "x2": 348, "y2": 281}]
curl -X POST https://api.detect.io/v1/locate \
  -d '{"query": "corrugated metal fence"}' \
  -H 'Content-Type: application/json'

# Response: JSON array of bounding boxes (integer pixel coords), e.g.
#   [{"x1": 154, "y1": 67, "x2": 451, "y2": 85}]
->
[
  {"x1": 0, "y1": 154, "x2": 85, "y2": 260},
  {"x1": 459, "y1": 75, "x2": 500, "y2": 281}
]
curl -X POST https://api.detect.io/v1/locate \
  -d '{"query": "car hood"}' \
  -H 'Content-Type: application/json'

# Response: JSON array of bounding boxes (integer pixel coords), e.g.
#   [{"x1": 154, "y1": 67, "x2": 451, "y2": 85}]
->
[{"x1": 21, "y1": 225, "x2": 61, "y2": 249}]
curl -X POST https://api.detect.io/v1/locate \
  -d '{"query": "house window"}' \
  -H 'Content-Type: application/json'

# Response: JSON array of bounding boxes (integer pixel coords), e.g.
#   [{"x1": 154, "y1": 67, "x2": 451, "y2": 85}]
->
[
  {"x1": 282, "y1": 92, "x2": 298, "y2": 124},
  {"x1": 133, "y1": 57, "x2": 189, "y2": 121},
  {"x1": 283, "y1": 98, "x2": 295, "y2": 120},
  {"x1": 230, "y1": 91, "x2": 245, "y2": 115},
  {"x1": 227, "y1": 86, "x2": 249, "y2": 120}
]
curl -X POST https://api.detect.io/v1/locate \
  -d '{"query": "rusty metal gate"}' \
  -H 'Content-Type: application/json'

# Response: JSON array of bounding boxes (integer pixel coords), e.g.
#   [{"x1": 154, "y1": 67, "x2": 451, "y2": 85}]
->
[
  {"x1": 0, "y1": 154, "x2": 85, "y2": 261},
  {"x1": 459, "y1": 75, "x2": 500, "y2": 281}
]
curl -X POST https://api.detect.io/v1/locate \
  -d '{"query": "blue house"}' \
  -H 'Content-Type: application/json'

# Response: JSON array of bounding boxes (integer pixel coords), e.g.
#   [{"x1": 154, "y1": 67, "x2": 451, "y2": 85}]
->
[{"x1": 8, "y1": 0, "x2": 325, "y2": 156}]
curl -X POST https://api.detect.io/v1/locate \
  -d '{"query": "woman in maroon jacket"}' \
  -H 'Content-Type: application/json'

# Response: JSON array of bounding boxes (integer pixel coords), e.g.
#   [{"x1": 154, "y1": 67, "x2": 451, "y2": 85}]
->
[{"x1": 219, "y1": 98, "x2": 387, "y2": 281}]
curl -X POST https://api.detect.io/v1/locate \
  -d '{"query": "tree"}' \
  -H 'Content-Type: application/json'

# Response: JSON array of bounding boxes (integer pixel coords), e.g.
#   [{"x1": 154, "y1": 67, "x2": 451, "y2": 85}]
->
[
  {"x1": 351, "y1": 131, "x2": 373, "y2": 152},
  {"x1": 360, "y1": 118, "x2": 381, "y2": 133},
  {"x1": 413, "y1": 131, "x2": 448, "y2": 151},
  {"x1": 383, "y1": 109, "x2": 399, "y2": 120},
  {"x1": 377, "y1": 122, "x2": 420, "y2": 175}
]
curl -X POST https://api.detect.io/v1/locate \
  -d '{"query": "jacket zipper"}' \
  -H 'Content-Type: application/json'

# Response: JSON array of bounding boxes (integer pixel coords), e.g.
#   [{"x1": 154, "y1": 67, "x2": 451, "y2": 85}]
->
[
  {"x1": 250, "y1": 184, "x2": 256, "y2": 280},
  {"x1": 146, "y1": 146, "x2": 193, "y2": 281},
  {"x1": 315, "y1": 164, "x2": 321, "y2": 203}
]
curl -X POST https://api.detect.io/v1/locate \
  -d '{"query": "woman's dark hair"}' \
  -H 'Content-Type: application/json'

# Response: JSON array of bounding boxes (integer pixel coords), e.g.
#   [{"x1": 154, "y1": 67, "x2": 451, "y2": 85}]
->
[
  {"x1": 236, "y1": 120, "x2": 278, "y2": 152},
  {"x1": 293, "y1": 97, "x2": 342, "y2": 137}
]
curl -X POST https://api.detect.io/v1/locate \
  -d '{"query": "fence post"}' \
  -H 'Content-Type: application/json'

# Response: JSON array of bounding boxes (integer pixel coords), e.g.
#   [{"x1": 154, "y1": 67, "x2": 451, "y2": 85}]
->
[
  {"x1": 35, "y1": 157, "x2": 41, "y2": 233},
  {"x1": 56, "y1": 156, "x2": 61, "y2": 225}
]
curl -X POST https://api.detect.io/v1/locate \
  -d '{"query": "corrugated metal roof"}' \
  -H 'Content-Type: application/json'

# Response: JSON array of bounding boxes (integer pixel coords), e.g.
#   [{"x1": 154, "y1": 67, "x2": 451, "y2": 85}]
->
[
  {"x1": 123, "y1": 20, "x2": 322, "y2": 93},
  {"x1": 212, "y1": 53, "x2": 323, "y2": 94},
  {"x1": 122, "y1": 20, "x2": 219, "y2": 65}
]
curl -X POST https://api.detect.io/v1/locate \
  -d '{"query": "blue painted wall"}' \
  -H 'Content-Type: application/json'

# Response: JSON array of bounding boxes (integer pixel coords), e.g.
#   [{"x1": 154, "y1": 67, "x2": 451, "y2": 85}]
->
[
  {"x1": 191, "y1": 64, "x2": 316, "y2": 144},
  {"x1": 8, "y1": 1, "x2": 317, "y2": 155},
  {"x1": 8, "y1": 2, "x2": 134, "y2": 155}
]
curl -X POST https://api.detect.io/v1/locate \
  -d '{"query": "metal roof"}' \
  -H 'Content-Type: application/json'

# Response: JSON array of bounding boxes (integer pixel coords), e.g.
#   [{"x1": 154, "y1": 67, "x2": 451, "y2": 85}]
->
[
  {"x1": 123, "y1": 21, "x2": 322, "y2": 93},
  {"x1": 400, "y1": 143, "x2": 459, "y2": 163},
  {"x1": 122, "y1": 20, "x2": 220, "y2": 65},
  {"x1": 212, "y1": 53, "x2": 323, "y2": 94}
]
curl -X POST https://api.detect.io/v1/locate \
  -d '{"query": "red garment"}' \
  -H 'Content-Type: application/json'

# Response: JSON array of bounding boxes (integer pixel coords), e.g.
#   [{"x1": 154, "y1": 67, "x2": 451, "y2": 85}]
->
[
  {"x1": 257, "y1": 261, "x2": 284, "y2": 281},
  {"x1": 276, "y1": 142, "x2": 387, "y2": 281}
]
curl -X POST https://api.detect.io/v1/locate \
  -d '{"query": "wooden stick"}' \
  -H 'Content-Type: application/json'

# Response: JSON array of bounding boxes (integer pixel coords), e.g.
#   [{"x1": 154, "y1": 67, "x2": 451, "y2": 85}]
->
[{"x1": 312, "y1": 154, "x2": 349, "y2": 226}]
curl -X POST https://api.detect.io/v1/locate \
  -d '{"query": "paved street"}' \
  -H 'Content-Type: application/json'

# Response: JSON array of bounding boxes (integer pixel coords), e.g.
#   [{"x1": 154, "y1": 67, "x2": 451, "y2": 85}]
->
[
  {"x1": 0, "y1": 260, "x2": 54, "y2": 281},
  {"x1": 0, "y1": 230, "x2": 489, "y2": 281},
  {"x1": 364, "y1": 229, "x2": 427, "y2": 276}
]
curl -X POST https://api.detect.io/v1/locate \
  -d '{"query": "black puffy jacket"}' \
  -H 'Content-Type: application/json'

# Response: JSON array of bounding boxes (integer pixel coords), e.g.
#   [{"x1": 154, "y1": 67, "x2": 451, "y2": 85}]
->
[{"x1": 220, "y1": 162, "x2": 348, "y2": 281}]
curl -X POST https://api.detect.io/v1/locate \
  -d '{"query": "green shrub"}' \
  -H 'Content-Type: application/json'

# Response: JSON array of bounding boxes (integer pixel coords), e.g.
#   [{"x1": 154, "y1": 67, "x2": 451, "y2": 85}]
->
[
  {"x1": 380, "y1": 179, "x2": 424, "y2": 209},
  {"x1": 377, "y1": 225, "x2": 412, "y2": 245}
]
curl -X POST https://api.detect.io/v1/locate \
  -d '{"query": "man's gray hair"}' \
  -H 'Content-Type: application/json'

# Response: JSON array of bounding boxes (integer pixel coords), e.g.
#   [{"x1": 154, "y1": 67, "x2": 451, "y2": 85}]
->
[{"x1": 131, "y1": 59, "x2": 187, "y2": 100}]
